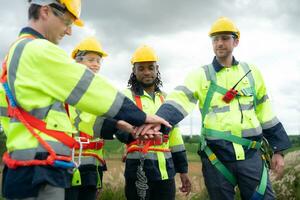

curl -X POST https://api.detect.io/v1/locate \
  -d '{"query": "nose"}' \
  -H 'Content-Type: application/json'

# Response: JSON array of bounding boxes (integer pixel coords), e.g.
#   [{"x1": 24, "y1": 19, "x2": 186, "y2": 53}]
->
[
  {"x1": 90, "y1": 62, "x2": 101, "y2": 72},
  {"x1": 65, "y1": 26, "x2": 72, "y2": 36},
  {"x1": 143, "y1": 68, "x2": 152, "y2": 76},
  {"x1": 215, "y1": 39, "x2": 224, "y2": 47}
]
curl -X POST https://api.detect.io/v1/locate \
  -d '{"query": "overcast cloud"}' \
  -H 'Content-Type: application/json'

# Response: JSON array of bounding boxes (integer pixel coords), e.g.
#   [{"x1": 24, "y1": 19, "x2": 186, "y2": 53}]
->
[{"x1": 0, "y1": 0, "x2": 299, "y2": 135}]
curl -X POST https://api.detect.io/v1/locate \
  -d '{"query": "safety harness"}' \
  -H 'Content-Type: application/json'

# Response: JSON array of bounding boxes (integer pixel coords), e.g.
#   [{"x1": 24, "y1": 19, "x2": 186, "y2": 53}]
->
[
  {"x1": 200, "y1": 63, "x2": 269, "y2": 200},
  {"x1": 126, "y1": 94, "x2": 170, "y2": 200}
]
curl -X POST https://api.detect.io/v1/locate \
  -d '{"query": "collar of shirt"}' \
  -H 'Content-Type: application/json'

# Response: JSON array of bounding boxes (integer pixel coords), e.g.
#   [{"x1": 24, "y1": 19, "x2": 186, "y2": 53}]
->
[
  {"x1": 212, "y1": 56, "x2": 239, "y2": 72},
  {"x1": 19, "y1": 27, "x2": 46, "y2": 39}
]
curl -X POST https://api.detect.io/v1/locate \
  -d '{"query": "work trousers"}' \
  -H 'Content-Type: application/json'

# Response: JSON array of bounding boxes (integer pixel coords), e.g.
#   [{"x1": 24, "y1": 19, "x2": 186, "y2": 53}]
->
[
  {"x1": 6, "y1": 184, "x2": 64, "y2": 200},
  {"x1": 65, "y1": 185, "x2": 97, "y2": 200},
  {"x1": 201, "y1": 151, "x2": 276, "y2": 200},
  {"x1": 125, "y1": 178, "x2": 176, "y2": 200}
]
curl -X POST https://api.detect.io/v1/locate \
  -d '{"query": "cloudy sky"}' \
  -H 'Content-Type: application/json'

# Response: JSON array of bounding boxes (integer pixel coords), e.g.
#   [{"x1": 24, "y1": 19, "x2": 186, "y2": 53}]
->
[{"x1": 0, "y1": 0, "x2": 299, "y2": 135}]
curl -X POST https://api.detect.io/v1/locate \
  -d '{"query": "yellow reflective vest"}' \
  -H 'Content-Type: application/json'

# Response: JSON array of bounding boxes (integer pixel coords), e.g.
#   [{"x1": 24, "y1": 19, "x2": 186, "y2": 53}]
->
[{"x1": 117, "y1": 88, "x2": 188, "y2": 181}]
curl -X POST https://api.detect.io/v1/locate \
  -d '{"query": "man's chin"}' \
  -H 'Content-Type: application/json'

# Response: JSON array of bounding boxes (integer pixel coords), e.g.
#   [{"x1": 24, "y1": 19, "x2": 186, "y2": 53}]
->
[{"x1": 141, "y1": 82, "x2": 155, "y2": 88}]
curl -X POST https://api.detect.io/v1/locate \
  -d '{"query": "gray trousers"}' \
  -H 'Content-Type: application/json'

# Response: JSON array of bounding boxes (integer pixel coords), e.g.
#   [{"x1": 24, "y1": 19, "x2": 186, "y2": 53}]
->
[
  {"x1": 201, "y1": 151, "x2": 276, "y2": 200},
  {"x1": 6, "y1": 184, "x2": 64, "y2": 200}
]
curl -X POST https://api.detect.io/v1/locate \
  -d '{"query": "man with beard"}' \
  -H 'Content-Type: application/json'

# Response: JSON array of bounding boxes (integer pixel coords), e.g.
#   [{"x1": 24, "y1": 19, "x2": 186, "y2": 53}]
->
[
  {"x1": 115, "y1": 45, "x2": 191, "y2": 200},
  {"x1": 155, "y1": 17, "x2": 291, "y2": 200}
]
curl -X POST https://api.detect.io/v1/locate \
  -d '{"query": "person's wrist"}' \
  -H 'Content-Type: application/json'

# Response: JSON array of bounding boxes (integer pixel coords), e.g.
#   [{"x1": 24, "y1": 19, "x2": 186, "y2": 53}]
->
[{"x1": 274, "y1": 151, "x2": 284, "y2": 158}]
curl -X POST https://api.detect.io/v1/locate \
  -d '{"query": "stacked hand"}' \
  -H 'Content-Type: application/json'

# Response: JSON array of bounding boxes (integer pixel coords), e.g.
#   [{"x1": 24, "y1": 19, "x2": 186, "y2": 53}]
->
[{"x1": 116, "y1": 115, "x2": 171, "y2": 140}]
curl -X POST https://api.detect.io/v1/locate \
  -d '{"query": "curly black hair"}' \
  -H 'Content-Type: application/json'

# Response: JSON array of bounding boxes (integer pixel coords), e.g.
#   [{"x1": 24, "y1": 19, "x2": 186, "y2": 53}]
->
[{"x1": 127, "y1": 71, "x2": 163, "y2": 93}]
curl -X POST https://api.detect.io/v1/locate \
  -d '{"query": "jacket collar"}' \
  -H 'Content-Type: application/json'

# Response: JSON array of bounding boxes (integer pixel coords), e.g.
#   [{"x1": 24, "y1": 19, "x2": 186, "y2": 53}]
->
[
  {"x1": 212, "y1": 56, "x2": 239, "y2": 72},
  {"x1": 19, "y1": 27, "x2": 46, "y2": 39}
]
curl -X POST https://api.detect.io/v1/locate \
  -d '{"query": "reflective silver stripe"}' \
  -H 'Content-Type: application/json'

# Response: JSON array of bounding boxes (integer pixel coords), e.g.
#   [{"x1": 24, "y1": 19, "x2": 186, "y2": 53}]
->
[
  {"x1": 79, "y1": 156, "x2": 104, "y2": 166},
  {"x1": 10, "y1": 141, "x2": 71, "y2": 160},
  {"x1": 104, "y1": 91, "x2": 125, "y2": 118},
  {"x1": 211, "y1": 105, "x2": 230, "y2": 113},
  {"x1": 164, "y1": 100, "x2": 188, "y2": 117},
  {"x1": 29, "y1": 101, "x2": 65, "y2": 119},
  {"x1": 37, "y1": 141, "x2": 71, "y2": 155},
  {"x1": 29, "y1": 106, "x2": 51, "y2": 119},
  {"x1": 208, "y1": 104, "x2": 253, "y2": 114},
  {"x1": 242, "y1": 127, "x2": 262, "y2": 137},
  {"x1": 126, "y1": 151, "x2": 172, "y2": 160},
  {"x1": 93, "y1": 116, "x2": 104, "y2": 138},
  {"x1": 170, "y1": 144, "x2": 185, "y2": 153},
  {"x1": 51, "y1": 101, "x2": 66, "y2": 112},
  {"x1": 261, "y1": 117, "x2": 279, "y2": 129},
  {"x1": 74, "y1": 109, "x2": 81, "y2": 130},
  {"x1": 175, "y1": 86, "x2": 197, "y2": 104},
  {"x1": 10, "y1": 149, "x2": 36, "y2": 161},
  {"x1": 257, "y1": 95, "x2": 269, "y2": 106},
  {"x1": 66, "y1": 68, "x2": 95, "y2": 106},
  {"x1": 203, "y1": 65, "x2": 211, "y2": 81},
  {"x1": 240, "y1": 103, "x2": 254, "y2": 111},
  {"x1": 0, "y1": 106, "x2": 8, "y2": 116},
  {"x1": 8, "y1": 38, "x2": 33, "y2": 106}
]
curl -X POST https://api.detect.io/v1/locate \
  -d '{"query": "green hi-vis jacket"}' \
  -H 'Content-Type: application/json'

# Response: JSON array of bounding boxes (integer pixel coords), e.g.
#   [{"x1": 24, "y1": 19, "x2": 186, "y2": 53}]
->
[
  {"x1": 156, "y1": 57, "x2": 291, "y2": 161},
  {"x1": 0, "y1": 27, "x2": 146, "y2": 161},
  {"x1": 115, "y1": 87, "x2": 188, "y2": 181}
]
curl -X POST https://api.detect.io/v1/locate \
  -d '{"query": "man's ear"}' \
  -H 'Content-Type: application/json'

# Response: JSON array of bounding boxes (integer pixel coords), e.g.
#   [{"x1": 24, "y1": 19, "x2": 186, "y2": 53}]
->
[
  {"x1": 234, "y1": 38, "x2": 239, "y2": 47},
  {"x1": 39, "y1": 5, "x2": 50, "y2": 21}
]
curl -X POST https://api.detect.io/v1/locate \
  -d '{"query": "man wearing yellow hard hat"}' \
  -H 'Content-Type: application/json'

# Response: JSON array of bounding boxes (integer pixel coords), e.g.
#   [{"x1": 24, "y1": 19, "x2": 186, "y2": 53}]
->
[
  {"x1": 65, "y1": 36, "x2": 109, "y2": 200},
  {"x1": 155, "y1": 17, "x2": 291, "y2": 199},
  {"x1": 115, "y1": 45, "x2": 191, "y2": 200},
  {"x1": 0, "y1": 0, "x2": 170, "y2": 199}
]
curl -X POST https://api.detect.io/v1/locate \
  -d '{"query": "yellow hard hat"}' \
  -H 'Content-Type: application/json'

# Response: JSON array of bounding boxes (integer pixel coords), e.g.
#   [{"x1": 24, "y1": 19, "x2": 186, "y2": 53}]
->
[
  {"x1": 131, "y1": 45, "x2": 158, "y2": 65},
  {"x1": 60, "y1": 0, "x2": 83, "y2": 27},
  {"x1": 30, "y1": 0, "x2": 84, "y2": 27},
  {"x1": 71, "y1": 36, "x2": 108, "y2": 59},
  {"x1": 209, "y1": 17, "x2": 240, "y2": 39}
]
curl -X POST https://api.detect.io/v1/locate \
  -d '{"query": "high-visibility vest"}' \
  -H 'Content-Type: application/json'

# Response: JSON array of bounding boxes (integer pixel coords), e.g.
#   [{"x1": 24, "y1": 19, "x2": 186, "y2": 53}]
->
[{"x1": 123, "y1": 89, "x2": 185, "y2": 180}]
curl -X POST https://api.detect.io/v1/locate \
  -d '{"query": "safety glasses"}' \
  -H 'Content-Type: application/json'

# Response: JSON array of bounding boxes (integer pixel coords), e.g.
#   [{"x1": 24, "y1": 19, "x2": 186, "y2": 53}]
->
[
  {"x1": 211, "y1": 34, "x2": 236, "y2": 43},
  {"x1": 49, "y1": 4, "x2": 74, "y2": 28}
]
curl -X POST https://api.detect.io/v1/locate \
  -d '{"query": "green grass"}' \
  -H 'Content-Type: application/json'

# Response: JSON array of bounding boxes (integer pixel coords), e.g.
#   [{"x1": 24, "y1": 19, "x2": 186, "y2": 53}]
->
[
  {"x1": 103, "y1": 139, "x2": 201, "y2": 161},
  {"x1": 284, "y1": 145, "x2": 300, "y2": 154}
]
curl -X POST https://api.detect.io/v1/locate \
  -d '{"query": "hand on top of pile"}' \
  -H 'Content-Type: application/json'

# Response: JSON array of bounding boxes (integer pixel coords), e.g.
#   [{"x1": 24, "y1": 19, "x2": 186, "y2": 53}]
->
[{"x1": 116, "y1": 115, "x2": 171, "y2": 140}]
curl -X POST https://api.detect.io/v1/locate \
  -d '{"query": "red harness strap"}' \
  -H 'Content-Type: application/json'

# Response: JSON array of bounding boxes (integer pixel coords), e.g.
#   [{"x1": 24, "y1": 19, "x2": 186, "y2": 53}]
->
[{"x1": 78, "y1": 139, "x2": 104, "y2": 150}]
